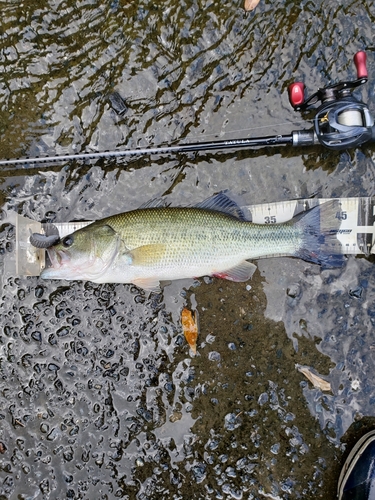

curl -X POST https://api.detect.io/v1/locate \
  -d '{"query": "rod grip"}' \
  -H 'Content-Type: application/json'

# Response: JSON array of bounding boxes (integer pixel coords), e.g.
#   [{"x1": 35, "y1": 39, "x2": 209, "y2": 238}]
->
[{"x1": 354, "y1": 51, "x2": 368, "y2": 79}]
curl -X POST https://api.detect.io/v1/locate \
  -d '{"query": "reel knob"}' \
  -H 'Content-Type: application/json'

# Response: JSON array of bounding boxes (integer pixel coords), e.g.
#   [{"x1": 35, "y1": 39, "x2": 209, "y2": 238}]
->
[
  {"x1": 354, "y1": 51, "x2": 368, "y2": 80},
  {"x1": 288, "y1": 82, "x2": 305, "y2": 109}
]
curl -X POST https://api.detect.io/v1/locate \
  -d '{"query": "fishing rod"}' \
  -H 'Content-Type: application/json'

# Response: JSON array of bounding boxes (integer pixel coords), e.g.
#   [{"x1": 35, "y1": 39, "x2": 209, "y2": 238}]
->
[{"x1": 0, "y1": 51, "x2": 372, "y2": 167}]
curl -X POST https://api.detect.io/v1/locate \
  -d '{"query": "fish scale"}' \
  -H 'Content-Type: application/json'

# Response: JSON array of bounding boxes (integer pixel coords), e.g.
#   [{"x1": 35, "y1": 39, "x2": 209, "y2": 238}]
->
[
  {"x1": 39, "y1": 193, "x2": 344, "y2": 291},
  {"x1": 105, "y1": 208, "x2": 297, "y2": 265}
]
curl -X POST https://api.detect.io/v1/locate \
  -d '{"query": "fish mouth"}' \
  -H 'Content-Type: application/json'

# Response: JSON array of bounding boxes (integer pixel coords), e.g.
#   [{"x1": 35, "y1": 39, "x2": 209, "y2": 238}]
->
[
  {"x1": 47, "y1": 247, "x2": 70, "y2": 267},
  {"x1": 40, "y1": 234, "x2": 120, "y2": 282},
  {"x1": 40, "y1": 246, "x2": 113, "y2": 282},
  {"x1": 40, "y1": 247, "x2": 72, "y2": 279}
]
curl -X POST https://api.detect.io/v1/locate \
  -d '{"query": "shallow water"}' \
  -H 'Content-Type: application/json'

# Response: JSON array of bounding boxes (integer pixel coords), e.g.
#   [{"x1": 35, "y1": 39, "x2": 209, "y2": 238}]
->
[{"x1": 1, "y1": 0, "x2": 375, "y2": 498}]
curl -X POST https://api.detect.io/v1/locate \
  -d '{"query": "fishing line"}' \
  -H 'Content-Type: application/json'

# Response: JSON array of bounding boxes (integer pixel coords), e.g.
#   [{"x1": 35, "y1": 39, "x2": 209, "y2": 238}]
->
[{"x1": 194, "y1": 120, "x2": 313, "y2": 140}]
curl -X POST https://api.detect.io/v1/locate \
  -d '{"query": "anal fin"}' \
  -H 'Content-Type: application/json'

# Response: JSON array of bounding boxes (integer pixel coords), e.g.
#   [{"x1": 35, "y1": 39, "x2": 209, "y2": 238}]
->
[
  {"x1": 132, "y1": 277, "x2": 161, "y2": 293},
  {"x1": 212, "y1": 261, "x2": 257, "y2": 282}
]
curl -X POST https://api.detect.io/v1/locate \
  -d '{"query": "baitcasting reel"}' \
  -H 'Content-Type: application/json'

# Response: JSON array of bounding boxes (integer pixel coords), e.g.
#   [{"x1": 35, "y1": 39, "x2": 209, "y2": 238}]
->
[{"x1": 288, "y1": 51, "x2": 375, "y2": 150}]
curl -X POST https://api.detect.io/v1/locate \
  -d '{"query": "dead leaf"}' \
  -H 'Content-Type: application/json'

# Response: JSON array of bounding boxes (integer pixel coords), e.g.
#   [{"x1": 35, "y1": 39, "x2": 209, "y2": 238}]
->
[
  {"x1": 182, "y1": 308, "x2": 198, "y2": 355},
  {"x1": 297, "y1": 365, "x2": 331, "y2": 392},
  {"x1": 244, "y1": 0, "x2": 261, "y2": 12}
]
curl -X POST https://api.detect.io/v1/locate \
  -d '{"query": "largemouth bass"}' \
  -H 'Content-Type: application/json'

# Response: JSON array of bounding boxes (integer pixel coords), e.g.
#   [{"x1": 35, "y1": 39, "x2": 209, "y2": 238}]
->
[{"x1": 40, "y1": 193, "x2": 344, "y2": 291}]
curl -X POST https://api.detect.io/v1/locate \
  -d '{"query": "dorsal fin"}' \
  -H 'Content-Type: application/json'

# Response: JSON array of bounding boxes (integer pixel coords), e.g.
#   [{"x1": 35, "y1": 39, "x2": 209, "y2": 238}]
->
[
  {"x1": 195, "y1": 192, "x2": 247, "y2": 220},
  {"x1": 138, "y1": 198, "x2": 170, "y2": 209}
]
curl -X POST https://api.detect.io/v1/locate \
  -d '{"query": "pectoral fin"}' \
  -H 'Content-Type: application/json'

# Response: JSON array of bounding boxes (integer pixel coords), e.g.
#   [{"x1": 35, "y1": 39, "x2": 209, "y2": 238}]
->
[
  {"x1": 213, "y1": 261, "x2": 257, "y2": 282},
  {"x1": 125, "y1": 244, "x2": 167, "y2": 291},
  {"x1": 127, "y1": 244, "x2": 167, "y2": 266}
]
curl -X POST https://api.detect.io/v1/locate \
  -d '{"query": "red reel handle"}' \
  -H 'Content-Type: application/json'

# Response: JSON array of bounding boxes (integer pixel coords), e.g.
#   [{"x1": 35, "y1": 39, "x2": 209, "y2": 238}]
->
[
  {"x1": 288, "y1": 82, "x2": 305, "y2": 108},
  {"x1": 354, "y1": 51, "x2": 368, "y2": 79}
]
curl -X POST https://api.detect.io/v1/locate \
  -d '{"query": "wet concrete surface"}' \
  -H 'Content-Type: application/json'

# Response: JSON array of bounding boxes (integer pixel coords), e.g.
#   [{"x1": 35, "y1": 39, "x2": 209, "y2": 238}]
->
[
  {"x1": 0, "y1": 262, "x2": 343, "y2": 499},
  {"x1": 1, "y1": 0, "x2": 375, "y2": 499}
]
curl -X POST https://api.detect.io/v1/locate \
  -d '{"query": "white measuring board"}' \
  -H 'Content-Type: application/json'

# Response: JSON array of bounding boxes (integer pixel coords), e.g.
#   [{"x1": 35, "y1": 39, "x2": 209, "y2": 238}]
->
[
  {"x1": 243, "y1": 197, "x2": 375, "y2": 256},
  {"x1": 13, "y1": 197, "x2": 375, "y2": 276}
]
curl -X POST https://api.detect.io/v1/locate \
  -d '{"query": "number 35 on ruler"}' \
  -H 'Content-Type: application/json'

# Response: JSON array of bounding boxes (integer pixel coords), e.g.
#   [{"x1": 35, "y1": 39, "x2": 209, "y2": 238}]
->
[{"x1": 264, "y1": 215, "x2": 277, "y2": 224}]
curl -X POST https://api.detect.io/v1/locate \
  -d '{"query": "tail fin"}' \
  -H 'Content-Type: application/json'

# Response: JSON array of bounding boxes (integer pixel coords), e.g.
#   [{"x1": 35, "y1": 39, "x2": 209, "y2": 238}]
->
[{"x1": 294, "y1": 201, "x2": 346, "y2": 269}]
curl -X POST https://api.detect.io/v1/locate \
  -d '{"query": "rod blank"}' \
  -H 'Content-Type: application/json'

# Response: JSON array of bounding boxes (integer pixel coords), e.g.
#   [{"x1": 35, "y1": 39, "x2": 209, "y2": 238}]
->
[{"x1": 0, "y1": 134, "x2": 296, "y2": 167}]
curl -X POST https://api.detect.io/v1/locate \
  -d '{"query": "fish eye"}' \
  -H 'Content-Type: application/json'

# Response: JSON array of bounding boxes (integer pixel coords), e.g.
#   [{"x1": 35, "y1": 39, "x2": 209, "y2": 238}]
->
[{"x1": 62, "y1": 235, "x2": 74, "y2": 248}]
